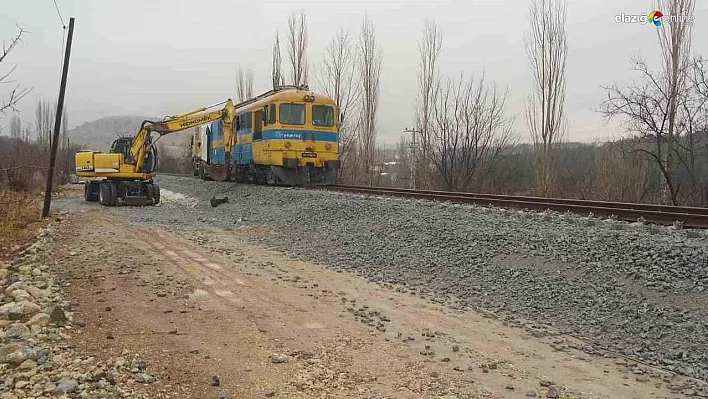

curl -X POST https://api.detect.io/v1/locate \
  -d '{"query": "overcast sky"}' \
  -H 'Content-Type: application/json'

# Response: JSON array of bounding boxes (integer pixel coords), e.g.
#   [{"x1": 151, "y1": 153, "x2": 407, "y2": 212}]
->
[{"x1": 1, "y1": 0, "x2": 706, "y2": 144}]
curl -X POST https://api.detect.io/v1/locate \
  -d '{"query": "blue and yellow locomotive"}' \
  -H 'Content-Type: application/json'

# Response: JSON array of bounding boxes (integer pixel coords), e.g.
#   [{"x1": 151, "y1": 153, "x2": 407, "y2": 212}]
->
[{"x1": 191, "y1": 86, "x2": 339, "y2": 186}]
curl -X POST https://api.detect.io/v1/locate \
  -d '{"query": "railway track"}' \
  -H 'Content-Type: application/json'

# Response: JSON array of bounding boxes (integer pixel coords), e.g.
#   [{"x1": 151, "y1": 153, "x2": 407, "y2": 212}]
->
[
  {"x1": 319, "y1": 185, "x2": 708, "y2": 229},
  {"x1": 154, "y1": 174, "x2": 708, "y2": 228}
]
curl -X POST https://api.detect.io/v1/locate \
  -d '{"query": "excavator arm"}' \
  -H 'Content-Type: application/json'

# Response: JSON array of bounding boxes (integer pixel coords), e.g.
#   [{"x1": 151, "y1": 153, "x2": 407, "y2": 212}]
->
[{"x1": 130, "y1": 99, "x2": 236, "y2": 181}]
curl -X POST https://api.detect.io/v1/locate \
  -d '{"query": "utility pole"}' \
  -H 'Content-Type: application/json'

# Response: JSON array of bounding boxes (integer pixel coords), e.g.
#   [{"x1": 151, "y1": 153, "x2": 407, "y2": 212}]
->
[
  {"x1": 404, "y1": 127, "x2": 420, "y2": 190},
  {"x1": 42, "y1": 17, "x2": 75, "y2": 218}
]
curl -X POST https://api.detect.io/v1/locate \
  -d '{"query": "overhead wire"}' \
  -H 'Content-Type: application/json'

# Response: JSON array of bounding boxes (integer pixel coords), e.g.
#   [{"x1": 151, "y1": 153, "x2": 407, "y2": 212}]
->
[
  {"x1": 52, "y1": 0, "x2": 69, "y2": 146},
  {"x1": 52, "y1": 0, "x2": 66, "y2": 28}
]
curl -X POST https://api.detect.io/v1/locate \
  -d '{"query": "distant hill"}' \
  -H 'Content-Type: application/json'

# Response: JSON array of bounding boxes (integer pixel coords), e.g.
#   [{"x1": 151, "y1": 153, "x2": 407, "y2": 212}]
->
[
  {"x1": 68, "y1": 116, "x2": 193, "y2": 157},
  {"x1": 69, "y1": 116, "x2": 155, "y2": 150}
]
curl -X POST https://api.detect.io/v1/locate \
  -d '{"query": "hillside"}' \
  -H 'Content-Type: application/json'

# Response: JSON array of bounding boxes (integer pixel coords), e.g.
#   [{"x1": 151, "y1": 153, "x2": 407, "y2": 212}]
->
[{"x1": 68, "y1": 116, "x2": 193, "y2": 157}]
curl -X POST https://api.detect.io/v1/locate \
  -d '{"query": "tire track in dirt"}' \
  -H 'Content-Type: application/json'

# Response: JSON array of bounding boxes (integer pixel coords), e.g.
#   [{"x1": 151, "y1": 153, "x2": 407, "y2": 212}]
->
[
  {"x1": 127, "y1": 223, "x2": 339, "y2": 349},
  {"x1": 113, "y1": 220, "x2": 491, "y2": 398}
]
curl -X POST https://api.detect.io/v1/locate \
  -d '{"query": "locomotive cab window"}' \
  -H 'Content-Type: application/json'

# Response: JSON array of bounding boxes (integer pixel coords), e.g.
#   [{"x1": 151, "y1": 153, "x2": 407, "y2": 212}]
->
[
  {"x1": 267, "y1": 104, "x2": 277, "y2": 125},
  {"x1": 279, "y1": 103, "x2": 305, "y2": 125},
  {"x1": 312, "y1": 105, "x2": 334, "y2": 127},
  {"x1": 236, "y1": 113, "x2": 251, "y2": 131}
]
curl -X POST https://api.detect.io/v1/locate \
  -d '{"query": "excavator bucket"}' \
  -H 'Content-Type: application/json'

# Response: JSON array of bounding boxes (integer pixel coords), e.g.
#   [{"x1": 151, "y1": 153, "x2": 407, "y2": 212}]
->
[
  {"x1": 205, "y1": 165, "x2": 228, "y2": 182},
  {"x1": 204, "y1": 156, "x2": 230, "y2": 182}
]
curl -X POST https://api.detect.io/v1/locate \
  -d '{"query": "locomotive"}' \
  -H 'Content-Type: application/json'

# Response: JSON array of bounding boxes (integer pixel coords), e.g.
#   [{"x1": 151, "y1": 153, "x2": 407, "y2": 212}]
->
[{"x1": 191, "y1": 86, "x2": 339, "y2": 186}]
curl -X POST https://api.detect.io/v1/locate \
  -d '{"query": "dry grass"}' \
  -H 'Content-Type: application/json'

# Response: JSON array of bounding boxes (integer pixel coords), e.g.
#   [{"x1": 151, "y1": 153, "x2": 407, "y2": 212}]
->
[{"x1": 0, "y1": 190, "x2": 43, "y2": 244}]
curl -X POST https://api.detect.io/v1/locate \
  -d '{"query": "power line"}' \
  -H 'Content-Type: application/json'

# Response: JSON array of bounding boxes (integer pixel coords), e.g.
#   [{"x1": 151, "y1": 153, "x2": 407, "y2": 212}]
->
[
  {"x1": 52, "y1": 0, "x2": 67, "y2": 28},
  {"x1": 51, "y1": 0, "x2": 69, "y2": 94}
]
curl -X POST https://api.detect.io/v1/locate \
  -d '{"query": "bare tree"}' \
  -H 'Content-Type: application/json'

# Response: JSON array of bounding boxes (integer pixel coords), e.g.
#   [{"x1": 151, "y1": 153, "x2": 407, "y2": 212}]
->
[
  {"x1": 592, "y1": 142, "x2": 649, "y2": 203},
  {"x1": 10, "y1": 115, "x2": 21, "y2": 139},
  {"x1": 524, "y1": 0, "x2": 568, "y2": 197},
  {"x1": 245, "y1": 69, "x2": 253, "y2": 99},
  {"x1": 396, "y1": 135, "x2": 410, "y2": 171},
  {"x1": 656, "y1": 0, "x2": 697, "y2": 203},
  {"x1": 61, "y1": 107, "x2": 68, "y2": 149},
  {"x1": 35, "y1": 100, "x2": 55, "y2": 148},
  {"x1": 316, "y1": 27, "x2": 361, "y2": 179},
  {"x1": 429, "y1": 73, "x2": 515, "y2": 191},
  {"x1": 415, "y1": 19, "x2": 442, "y2": 188},
  {"x1": 271, "y1": 31, "x2": 284, "y2": 89},
  {"x1": 287, "y1": 10, "x2": 309, "y2": 87},
  {"x1": 675, "y1": 56, "x2": 708, "y2": 204},
  {"x1": 21, "y1": 123, "x2": 32, "y2": 142},
  {"x1": 600, "y1": 0, "x2": 698, "y2": 205},
  {"x1": 1, "y1": 25, "x2": 32, "y2": 117},
  {"x1": 357, "y1": 15, "x2": 383, "y2": 184},
  {"x1": 235, "y1": 65, "x2": 254, "y2": 102},
  {"x1": 236, "y1": 66, "x2": 246, "y2": 102},
  {"x1": 694, "y1": 56, "x2": 708, "y2": 100}
]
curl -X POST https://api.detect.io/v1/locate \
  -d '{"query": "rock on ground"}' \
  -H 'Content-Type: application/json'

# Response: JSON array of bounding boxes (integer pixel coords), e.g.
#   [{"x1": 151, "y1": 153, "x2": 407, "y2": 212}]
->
[{"x1": 0, "y1": 215, "x2": 156, "y2": 398}]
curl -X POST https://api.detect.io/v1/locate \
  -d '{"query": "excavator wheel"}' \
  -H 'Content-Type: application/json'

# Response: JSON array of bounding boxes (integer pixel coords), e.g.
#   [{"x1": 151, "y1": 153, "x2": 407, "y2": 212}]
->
[
  {"x1": 145, "y1": 183, "x2": 161, "y2": 205},
  {"x1": 152, "y1": 184, "x2": 160, "y2": 204},
  {"x1": 145, "y1": 184, "x2": 154, "y2": 204},
  {"x1": 84, "y1": 181, "x2": 98, "y2": 202},
  {"x1": 98, "y1": 181, "x2": 118, "y2": 207}
]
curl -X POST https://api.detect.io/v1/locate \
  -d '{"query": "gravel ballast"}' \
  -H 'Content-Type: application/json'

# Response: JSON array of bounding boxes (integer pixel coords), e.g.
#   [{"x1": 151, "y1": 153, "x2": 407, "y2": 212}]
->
[{"x1": 113, "y1": 176, "x2": 708, "y2": 390}]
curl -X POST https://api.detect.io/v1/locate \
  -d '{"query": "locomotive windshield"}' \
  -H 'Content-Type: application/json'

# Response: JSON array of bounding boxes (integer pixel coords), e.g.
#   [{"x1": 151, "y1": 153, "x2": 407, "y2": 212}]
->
[
  {"x1": 312, "y1": 105, "x2": 334, "y2": 127},
  {"x1": 279, "y1": 103, "x2": 305, "y2": 125}
]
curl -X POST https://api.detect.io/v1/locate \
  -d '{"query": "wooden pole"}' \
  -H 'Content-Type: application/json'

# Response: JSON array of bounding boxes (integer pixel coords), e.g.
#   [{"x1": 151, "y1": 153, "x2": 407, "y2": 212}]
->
[{"x1": 42, "y1": 17, "x2": 75, "y2": 218}]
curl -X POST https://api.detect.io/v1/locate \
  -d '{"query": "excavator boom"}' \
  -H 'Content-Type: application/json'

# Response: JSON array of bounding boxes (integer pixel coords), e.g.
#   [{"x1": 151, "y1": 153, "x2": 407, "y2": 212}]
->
[{"x1": 131, "y1": 99, "x2": 235, "y2": 178}]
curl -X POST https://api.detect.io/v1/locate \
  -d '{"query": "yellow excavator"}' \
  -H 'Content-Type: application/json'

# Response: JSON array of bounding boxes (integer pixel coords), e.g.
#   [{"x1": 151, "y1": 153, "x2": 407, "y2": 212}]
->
[{"x1": 75, "y1": 99, "x2": 235, "y2": 206}]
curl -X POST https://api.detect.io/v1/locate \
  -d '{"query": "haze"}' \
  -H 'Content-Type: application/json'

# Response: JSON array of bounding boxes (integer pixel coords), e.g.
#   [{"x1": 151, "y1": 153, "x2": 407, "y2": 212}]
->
[{"x1": 1, "y1": 0, "x2": 707, "y2": 144}]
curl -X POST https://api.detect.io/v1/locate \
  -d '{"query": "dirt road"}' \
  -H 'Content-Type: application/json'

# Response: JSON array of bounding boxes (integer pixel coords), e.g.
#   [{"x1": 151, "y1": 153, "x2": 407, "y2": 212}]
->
[{"x1": 47, "y1": 186, "x2": 695, "y2": 398}]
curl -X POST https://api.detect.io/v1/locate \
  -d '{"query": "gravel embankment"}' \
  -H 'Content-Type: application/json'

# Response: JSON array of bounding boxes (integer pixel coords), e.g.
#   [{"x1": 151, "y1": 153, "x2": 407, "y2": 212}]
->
[
  {"x1": 114, "y1": 176, "x2": 708, "y2": 390},
  {"x1": 0, "y1": 215, "x2": 159, "y2": 398}
]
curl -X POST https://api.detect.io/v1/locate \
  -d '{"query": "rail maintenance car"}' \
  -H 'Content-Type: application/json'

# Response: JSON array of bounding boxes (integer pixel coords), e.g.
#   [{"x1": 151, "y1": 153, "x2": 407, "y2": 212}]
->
[{"x1": 191, "y1": 85, "x2": 339, "y2": 186}]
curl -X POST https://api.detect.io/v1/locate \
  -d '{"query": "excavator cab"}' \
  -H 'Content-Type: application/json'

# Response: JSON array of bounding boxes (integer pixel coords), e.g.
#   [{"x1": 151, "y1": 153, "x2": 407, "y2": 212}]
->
[
  {"x1": 109, "y1": 136, "x2": 158, "y2": 173},
  {"x1": 109, "y1": 137, "x2": 133, "y2": 163}
]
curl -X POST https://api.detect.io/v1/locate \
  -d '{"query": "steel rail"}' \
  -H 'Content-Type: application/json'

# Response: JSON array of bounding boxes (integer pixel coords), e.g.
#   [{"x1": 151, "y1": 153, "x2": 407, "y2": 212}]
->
[{"x1": 318, "y1": 185, "x2": 708, "y2": 229}]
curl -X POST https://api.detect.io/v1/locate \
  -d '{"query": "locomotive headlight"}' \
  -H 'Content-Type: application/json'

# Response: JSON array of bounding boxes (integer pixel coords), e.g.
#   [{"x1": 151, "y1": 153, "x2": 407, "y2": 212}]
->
[
  {"x1": 325, "y1": 143, "x2": 332, "y2": 150},
  {"x1": 284, "y1": 141, "x2": 292, "y2": 148}
]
